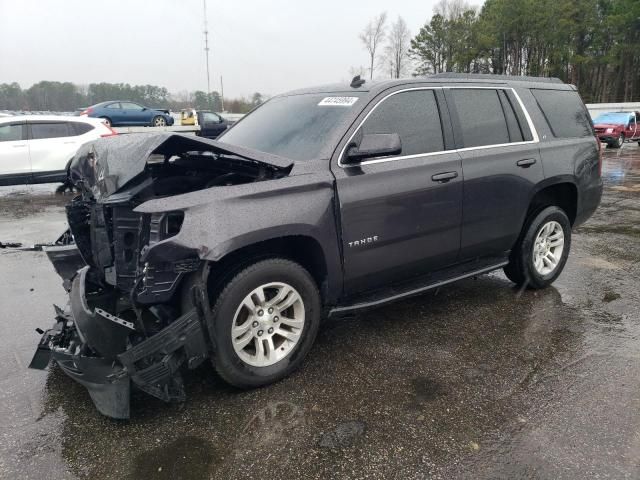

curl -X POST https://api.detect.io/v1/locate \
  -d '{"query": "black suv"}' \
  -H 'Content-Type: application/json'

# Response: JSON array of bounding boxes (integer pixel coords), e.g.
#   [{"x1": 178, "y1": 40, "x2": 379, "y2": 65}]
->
[{"x1": 31, "y1": 74, "x2": 602, "y2": 418}]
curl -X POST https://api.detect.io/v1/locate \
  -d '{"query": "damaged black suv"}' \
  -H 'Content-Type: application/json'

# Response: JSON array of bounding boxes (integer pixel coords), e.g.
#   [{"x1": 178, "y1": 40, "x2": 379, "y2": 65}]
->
[{"x1": 31, "y1": 74, "x2": 602, "y2": 418}]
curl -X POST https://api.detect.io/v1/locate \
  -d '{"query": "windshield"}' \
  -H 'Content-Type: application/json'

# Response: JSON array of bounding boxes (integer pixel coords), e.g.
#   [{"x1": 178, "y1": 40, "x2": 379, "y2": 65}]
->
[
  {"x1": 593, "y1": 112, "x2": 631, "y2": 124},
  {"x1": 218, "y1": 93, "x2": 363, "y2": 160}
]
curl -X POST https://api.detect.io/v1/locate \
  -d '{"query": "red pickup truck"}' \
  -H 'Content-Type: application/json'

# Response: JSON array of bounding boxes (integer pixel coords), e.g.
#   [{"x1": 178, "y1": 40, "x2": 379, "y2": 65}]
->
[{"x1": 593, "y1": 111, "x2": 640, "y2": 148}]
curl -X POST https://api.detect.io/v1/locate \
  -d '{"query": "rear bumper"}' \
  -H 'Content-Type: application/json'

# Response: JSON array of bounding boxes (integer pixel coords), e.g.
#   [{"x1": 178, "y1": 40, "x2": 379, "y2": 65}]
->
[{"x1": 30, "y1": 265, "x2": 209, "y2": 419}]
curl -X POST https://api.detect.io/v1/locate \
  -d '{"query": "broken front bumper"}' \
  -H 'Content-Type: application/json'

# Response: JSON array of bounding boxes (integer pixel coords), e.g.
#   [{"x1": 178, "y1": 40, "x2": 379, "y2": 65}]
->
[{"x1": 30, "y1": 264, "x2": 209, "y2": 419}]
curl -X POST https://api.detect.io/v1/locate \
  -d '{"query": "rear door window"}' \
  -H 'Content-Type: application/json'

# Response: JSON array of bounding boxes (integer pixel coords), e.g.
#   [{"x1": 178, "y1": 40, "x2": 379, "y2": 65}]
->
[
  {"x1": 0, "y1": 123, "x2": 25, "y2": 142},
  {"x1": 30, "y1": 122, "x2": 73, "y2": 140},
  {"x1": 360, "y1": 89, "x2": 444, "y2": 156},
  {"x1": 531, "y1": 89, "x2": 592, "y2": 138},
  {"x1": 121, "y1": 102, "x2": 143, "y2": 110},
  {"x1": 447, "y1": 89, "x2": 510, "y2": 148}
]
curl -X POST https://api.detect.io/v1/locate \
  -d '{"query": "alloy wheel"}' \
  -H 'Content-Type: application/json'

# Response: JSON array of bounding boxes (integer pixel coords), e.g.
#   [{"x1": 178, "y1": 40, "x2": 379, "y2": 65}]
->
[
  {"x1": 532, "y1": 220, "x2": 564, "y2": 276},
  {"x1": 231, "y1": 282, "x2": 305, "y2": 367}
]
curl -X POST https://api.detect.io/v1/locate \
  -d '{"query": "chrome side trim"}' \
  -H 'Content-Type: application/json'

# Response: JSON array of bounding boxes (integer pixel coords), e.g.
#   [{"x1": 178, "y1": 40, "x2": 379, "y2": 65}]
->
[
  {"x1": 329, "y1": 261, "x2": 509, "y2": 314},
  {"x1": 338, "y1": 86, "x2": 539, "y2": 168}
]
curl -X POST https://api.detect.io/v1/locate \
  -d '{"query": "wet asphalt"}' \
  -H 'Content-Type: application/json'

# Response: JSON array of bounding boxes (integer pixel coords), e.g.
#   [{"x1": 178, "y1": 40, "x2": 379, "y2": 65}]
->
[{"x1": 0, "y1": 146, "x2": 639, "y2": 479}]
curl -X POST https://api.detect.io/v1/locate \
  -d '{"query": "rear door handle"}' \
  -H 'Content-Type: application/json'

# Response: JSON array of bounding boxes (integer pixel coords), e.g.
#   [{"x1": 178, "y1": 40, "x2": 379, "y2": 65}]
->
[
  {"x1": 431, "y1": 171, "x2": 458, "y2": 182},
  {"x1": 13, "y1": 144, "x2": 27, "y2": 148},
  {"x1": 517, "y1": 158, "x2": 537, "y2": 168}
]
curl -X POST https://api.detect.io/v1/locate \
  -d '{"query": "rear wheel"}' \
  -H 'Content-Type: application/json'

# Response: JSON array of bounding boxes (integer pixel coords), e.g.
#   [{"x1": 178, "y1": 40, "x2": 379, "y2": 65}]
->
[
  {"x1": 208, "y1": 258, "x2": 321, "y2": 388},
  {"x1": 100, "y1": 116, "x2": 111, "y2": 127},
  {"x1": 504, "y1": 206, "x2": 571, "y2": 289},
  {"x1": 152, "y1": 115, "x2": 167, "y2": 127}
]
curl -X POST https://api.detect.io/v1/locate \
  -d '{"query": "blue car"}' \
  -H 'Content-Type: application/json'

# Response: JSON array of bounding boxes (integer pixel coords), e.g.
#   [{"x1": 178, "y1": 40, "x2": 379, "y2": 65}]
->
[{"x1": 80, "y1": 101, "x2": 174, "y2": 127}]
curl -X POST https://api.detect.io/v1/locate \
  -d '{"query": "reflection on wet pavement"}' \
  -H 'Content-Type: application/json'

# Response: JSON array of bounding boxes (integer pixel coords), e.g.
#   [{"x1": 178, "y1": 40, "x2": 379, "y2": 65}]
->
[{"x1": 0, "y1": 146, "x2": 639, "y2": 479}]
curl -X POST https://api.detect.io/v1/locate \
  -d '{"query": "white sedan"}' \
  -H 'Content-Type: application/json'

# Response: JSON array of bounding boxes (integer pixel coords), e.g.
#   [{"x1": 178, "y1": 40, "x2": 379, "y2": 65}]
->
[{"x1": 0, "y1": 115, "x2": 116, "y2": 186}]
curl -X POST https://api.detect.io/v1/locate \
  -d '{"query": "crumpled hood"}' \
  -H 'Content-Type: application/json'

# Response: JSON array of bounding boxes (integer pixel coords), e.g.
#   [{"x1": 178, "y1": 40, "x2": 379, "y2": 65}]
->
[{"x1": 69, "y1": 133, "x2": 294, "y2": 199}]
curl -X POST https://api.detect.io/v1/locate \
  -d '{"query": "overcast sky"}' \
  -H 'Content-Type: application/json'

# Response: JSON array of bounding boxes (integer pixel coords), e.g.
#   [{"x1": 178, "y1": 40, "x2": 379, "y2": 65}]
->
[{"x1": 0, "y1": 0, "x2": 480, "y2": 99}]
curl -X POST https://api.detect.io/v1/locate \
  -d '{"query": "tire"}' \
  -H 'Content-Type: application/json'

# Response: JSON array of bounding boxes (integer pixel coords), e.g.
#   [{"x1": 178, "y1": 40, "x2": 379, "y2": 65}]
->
[
  {"x1": 100, "y1": 116, "x2": 111, "y2": 127},
  {"x1": 152, "y1": 115, "x2": 167, "y2": 127},
  {"x1": 504, "y1": 206, "x2": 571, "y2": 289},
  {"x1": 208, "y1": 258, "x2": 321, "y2": 388},
  {"x1": 613, "y1": 133, "x2": 624, "y2": 148}
]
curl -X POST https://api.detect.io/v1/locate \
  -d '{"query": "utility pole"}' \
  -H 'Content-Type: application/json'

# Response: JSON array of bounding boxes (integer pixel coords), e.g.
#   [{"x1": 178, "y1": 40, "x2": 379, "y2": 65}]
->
[
  {"x1": 203, "y1": 0, "x2": 211, "y2": 97},
  {"x1": 220, "y1": 76, "x2": 225, "y2": 111}
]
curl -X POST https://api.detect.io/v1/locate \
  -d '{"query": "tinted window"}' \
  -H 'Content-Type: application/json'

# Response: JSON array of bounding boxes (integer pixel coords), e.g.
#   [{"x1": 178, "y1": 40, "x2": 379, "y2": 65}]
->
[
  {"x1": 202, "y1": 112, "x2": 221, "y2": 123},
  {"x1": 360, "y1": 89, "x2": 444, "y2": 156},
  {"x1": 219, "y1": 93, "x2": 364, "y2": 161},
  {"x1": 449, "y1": 89, "x2": 509, "y2": 147},
  {"x1": 531, "y1": 89, "x2": 592, "y2": 138},
  {"x1": 105, "y1": 102, "x2": 121, "y2": 109},
  {"x1": 71, "y1": 122, "x2": 94, "y2": 135},
  {"x1": 30, "y1": 122, "x2": 72, "y2": 140},
  {"x1": 121, "y1": 102, "x2": 142, "y2": 110},
  {"x1": 498, "y1": 90, "x2": 523, "y2": 142},
  {"x1": 0, "y1": 123, "x2": 24, "y2": 142}
]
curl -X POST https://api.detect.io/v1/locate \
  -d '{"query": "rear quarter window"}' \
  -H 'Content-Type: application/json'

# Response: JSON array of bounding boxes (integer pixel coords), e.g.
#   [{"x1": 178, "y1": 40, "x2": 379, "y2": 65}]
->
[
  {"x1": 531, "y1": 89, "x2": 592, "y2": 138},
  {"x1": 71, "y1": 122, "x2": 94, "y2": 135}
]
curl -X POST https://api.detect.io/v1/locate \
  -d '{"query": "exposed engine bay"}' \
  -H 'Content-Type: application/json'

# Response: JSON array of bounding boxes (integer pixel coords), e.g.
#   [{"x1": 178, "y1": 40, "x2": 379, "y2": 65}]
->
[{"x1": 29, "y1": 133, "x2": 293, "y2": 418}]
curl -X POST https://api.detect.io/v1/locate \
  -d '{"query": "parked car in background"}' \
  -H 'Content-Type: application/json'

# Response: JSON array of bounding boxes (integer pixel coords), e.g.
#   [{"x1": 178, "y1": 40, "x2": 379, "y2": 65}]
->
[
  {"x1": 180, "y1": 109, "x2": 232, "y2": 138},
  {"x1": 80, "y1": 101, "x2": 174, "y2": 127},
  {"x1": 31, "y1": 74, "x2": 602, "y2": 418},
  {"x1": 592, "y1": 111, "x2": 640, "y2": 148},
  {"x1": 195, "y1": 110, "x2": 232, "y2": 139},
  {"x1": 0, "y1": 115, "x2": 116, "y2": 186}
]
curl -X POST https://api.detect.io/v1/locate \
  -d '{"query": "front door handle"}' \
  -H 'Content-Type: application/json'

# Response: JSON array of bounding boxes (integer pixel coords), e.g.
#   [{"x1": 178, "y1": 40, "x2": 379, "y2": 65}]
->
[
  {"x1": 517, "y1": 158, "x2": 537, "y2": 168},
  {"x1": 431, "y1": 171, "x2": 458, "y2": 183},
  {"x1": 12, "y1": 144, "x2": 27, "y2": 148}
]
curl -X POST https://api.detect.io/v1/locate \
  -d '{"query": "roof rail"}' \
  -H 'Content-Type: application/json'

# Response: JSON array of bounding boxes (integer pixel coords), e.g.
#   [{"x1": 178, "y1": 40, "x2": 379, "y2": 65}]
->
[{"x1": 429, "y1": 73, "x2": 564, "y2": 84}]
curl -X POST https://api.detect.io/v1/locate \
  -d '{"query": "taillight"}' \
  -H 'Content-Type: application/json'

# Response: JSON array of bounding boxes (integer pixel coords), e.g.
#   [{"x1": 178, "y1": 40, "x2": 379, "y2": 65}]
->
[
  {"x1": 80, "y1": 107, "x2": 93, "y2": 116},
  {"x1": 100, "y1": 125, "x2": 118, "y2": 137}
]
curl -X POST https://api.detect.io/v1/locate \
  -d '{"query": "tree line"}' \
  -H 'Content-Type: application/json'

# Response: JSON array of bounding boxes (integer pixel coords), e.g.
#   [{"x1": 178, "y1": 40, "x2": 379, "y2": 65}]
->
[
  {"x1": 361, "y1": 0, "x2": 640, "y2": 103},
  {"x1": 0, "y1": 81, "x2": 265, "y2": 113}
]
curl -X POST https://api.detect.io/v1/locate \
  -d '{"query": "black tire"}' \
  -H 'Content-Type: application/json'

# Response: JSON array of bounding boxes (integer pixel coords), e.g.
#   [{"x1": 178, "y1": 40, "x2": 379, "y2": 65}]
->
[
  {"x1": 613, "y1": 133, "x2": 624, "y2": 148},
  {"x1": 152, "y1": 115, "x2": 167, "y2": 127},
  {"x1": 504, "y1": 206, "x2": 571, "y2": 289},
  {"x1": 99, "y1": 116, "x2": 111, "y2": 127},
  {"x1": 208, "y1": 258, "x2": 321, "y2": 389}
]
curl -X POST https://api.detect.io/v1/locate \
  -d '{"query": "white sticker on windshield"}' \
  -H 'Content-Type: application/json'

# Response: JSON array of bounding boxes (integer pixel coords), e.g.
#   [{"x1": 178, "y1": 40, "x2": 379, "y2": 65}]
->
[{"x1": 318, "y1": 96, "x2": 359, "y2": 107}]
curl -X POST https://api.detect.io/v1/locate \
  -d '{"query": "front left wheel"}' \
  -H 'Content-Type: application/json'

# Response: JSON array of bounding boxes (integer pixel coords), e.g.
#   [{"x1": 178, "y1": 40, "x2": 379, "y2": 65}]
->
[
  {"x1": 152, "y1": 115, "x2": 167, "y2": 127},
  {"x1": 208, "y1": 258, "x2": 321, "y2": 389},
  {"x1": 613, "y1": 133, "x2": 624, "y2": 148}
]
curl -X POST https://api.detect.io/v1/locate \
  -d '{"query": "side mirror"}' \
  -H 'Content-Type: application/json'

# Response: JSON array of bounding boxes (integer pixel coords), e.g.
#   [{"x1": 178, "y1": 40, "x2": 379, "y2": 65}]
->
[
  {"x1": 142, "y1": 107, "x2": 147, "y2": 111},
  {"x1": 346, "y1": 133, "x2": 401, "y2": 162}
]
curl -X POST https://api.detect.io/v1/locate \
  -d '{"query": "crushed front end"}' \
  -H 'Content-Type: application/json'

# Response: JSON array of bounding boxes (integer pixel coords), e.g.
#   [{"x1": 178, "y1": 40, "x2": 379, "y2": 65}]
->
[{"x1": 29, "y1": 133, "x2": 292, "y2": 418}]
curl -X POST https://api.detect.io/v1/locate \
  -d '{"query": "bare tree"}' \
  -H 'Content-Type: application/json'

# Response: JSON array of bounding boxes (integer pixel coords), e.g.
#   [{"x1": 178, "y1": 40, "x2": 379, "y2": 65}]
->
[
  {"x1": 385, "y1": 16, "x2": 411, "y2": 78},
  {"x1": 434, "y1": 0, "x2": 474, "y2": 20},
  {"x1": 359, "y1": 12, "x2": 388, "y2": 79}
]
